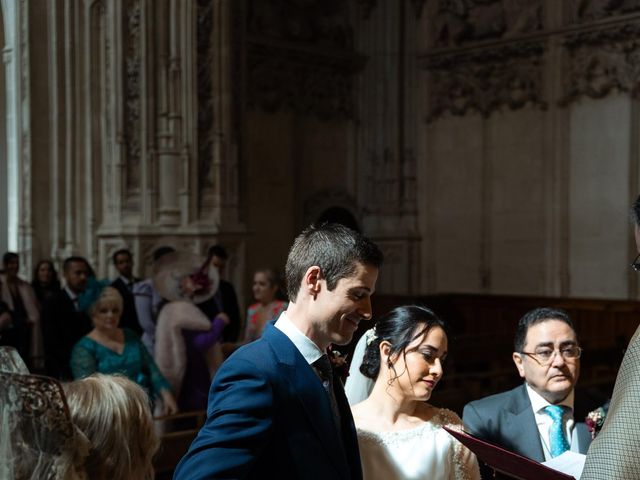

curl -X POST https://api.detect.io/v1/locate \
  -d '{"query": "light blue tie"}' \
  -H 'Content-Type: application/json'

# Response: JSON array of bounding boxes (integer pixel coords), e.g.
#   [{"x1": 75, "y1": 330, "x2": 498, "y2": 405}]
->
[{"x1": 545, "y1": 405, "x2": 570, "y2": 457}]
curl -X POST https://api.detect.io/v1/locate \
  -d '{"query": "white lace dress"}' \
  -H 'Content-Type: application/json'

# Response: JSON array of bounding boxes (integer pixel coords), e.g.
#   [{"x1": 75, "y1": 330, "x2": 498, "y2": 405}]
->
[{"x1": 356, "y1": 408, "x2": 481, "y2": 480}]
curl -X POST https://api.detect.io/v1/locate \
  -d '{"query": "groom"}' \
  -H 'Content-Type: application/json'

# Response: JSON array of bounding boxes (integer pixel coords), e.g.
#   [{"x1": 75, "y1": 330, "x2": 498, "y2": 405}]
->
[{"x1": 174, "y1": 223, "x2": 383, "y2": 480}]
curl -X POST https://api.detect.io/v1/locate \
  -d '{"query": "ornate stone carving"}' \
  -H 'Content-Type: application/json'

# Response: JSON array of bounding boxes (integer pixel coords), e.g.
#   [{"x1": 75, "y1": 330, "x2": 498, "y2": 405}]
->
[
  {"x1": 432, "y1": 0, "x2": 543, "y2": 47},
  {"x1": 197, "y1": 0, "x2": 215, "y2": 191},
  {"x1": 245, "y1": 0, "x2": 364, "y2": 119},
  {"x1": 246, "y1": 43, "x2": 365, "y2": 119},
  {"x1": 561, "y1": 23, "x2": 640, "y2": 104},
  {"x1": 423, "y1": 41, "x2": 546, "y2": 121},
  {"x1": 247, "y1": 0, "x2": 353, "y2": 50},
  {"x1": 573, "y1": 0, "x2": 640, "y2": 23},
  {"x1": 123, "y1": 0, "x2": 142, "y2": 196}
]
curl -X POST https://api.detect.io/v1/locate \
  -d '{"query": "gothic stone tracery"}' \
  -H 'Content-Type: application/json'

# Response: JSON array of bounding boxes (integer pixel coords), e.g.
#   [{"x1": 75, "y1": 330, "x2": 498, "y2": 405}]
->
[
  {"x1": 424, "y1": 42, "x2": 546, "y2": 121},
  {"x1": 245, "y1": 0, "x2": 365, "y2": 119}
]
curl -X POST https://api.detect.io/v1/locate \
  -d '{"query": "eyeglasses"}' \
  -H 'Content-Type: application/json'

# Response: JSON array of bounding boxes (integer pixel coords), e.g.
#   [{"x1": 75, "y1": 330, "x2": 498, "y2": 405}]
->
[
  {"x1": 518, "y1": 346, "x2": 582, "y2": 366},
  {"x1": 631, "y1": 254, "x2": 640, "y2": 272}
]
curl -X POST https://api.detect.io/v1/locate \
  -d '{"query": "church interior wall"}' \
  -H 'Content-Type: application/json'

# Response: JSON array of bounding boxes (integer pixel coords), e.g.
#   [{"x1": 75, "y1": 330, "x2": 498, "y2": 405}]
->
[
  {"x1": 4, "y1": 0, "x2": 640, "y2": 305},
  {"x1": 568, "y1": 95, "x2": 633, "y2": 299}
]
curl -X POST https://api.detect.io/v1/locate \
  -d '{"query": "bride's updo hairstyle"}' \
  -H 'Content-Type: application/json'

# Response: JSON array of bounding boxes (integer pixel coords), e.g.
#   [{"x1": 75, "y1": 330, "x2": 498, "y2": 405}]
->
[{"x1": 359, "y1": 305, "x2": 447, "y2": 380}]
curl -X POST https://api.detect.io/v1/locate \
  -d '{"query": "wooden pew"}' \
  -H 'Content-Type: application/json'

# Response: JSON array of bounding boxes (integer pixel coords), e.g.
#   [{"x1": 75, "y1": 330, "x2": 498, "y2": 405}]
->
[{"x1": 154, "y1": 410, "x2": 206, "y2": 479}]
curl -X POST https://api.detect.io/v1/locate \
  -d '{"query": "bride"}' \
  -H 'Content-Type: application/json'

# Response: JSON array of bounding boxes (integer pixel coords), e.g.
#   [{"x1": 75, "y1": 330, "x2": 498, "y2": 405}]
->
[{"x1": 346, "y1": 305, "x2": 480, "y2": 480}]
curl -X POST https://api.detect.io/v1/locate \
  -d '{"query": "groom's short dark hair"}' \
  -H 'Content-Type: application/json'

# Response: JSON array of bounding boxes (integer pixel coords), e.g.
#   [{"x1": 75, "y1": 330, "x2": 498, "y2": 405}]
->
[{"x1": 285, "y1": 223, "x2": 383, "y2": 302}]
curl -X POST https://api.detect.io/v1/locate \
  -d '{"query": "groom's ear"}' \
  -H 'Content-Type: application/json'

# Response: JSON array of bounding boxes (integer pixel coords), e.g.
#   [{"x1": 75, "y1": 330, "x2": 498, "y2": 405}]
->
[{"x1": 303, "y1": 266, "x2": 322, "y2": 298}]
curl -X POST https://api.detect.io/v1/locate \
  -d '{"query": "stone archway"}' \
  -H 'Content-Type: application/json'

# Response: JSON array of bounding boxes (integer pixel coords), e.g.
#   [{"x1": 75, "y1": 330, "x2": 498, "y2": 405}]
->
[{"x1": 303, "y1": 188, "x2": 362, "y2": 232}]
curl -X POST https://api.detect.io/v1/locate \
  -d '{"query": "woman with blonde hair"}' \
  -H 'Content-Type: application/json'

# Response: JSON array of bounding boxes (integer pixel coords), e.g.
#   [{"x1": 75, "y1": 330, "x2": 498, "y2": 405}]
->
[
  {"x1": 64, "y1": 373, "x2": 159, "y2": 480},
  {"x1": 70, "y1": 286, "x2": 177, "y2": 414}
]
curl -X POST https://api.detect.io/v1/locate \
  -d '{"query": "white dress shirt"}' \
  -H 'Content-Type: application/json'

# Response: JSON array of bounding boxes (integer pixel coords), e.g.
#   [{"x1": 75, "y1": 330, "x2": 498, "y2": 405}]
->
[
  {"x1": 275, "y1": 312, "x2": 324, "y2": 366},
  {"x1": 526, "y1": 384, "x2": 578, "y2": 461},
  {"x1": 63, "y1": 285, "x2": 80, "y2": 311}
]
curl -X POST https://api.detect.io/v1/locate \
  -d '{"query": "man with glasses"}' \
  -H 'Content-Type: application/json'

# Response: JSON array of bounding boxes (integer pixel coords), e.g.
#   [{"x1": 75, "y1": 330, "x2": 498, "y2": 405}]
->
[
  {"x1": 581, "y1": 195, "x2": 640, "y2": 479},
  {"x1": 463, "y1": 307, "x2": 591, "y2": 462}
]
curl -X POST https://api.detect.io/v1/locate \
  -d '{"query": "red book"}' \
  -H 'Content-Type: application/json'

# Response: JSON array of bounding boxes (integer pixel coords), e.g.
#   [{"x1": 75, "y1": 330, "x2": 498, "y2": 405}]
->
[{"x1": 443, "y1": 426, "x2": 576, "y2": 480}]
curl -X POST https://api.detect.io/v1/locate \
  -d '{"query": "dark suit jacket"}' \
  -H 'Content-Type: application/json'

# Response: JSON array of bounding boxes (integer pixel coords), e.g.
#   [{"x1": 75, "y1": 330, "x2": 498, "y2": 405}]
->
[
  {"x1": 173, "y1": 323, "x2": 363, "y2": 480},
  {"x1": 463, "y1": 384, "x2": 591, "y2": 463},
  {"x1": 110, "y1": 277, "x2": 142, "y2": 335},
  {"x1": 41, "y1": 289, "x2": 92, "y2": 380},
  {"x1": 196, "y1": 280, "x2": 241, "y2": 342}
]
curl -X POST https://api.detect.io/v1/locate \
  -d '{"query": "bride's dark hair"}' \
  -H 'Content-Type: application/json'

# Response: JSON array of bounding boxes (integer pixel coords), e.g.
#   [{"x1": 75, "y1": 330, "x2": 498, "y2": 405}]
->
[{"x1": 360, "y1": 305, "x2": 447, "y2": 380}]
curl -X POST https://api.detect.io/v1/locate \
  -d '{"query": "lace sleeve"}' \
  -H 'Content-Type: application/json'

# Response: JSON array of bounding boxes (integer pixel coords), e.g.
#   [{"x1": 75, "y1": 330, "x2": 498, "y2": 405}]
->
[
  {"x1": 70, "y1": 341, "x2": 97, "y2": 379},
  {"x1": 139, "y1": 339, "x2": 171, "y2": 398},
  {"x1": 439, "y1": 409, "x2": 481, "y2": 480}
]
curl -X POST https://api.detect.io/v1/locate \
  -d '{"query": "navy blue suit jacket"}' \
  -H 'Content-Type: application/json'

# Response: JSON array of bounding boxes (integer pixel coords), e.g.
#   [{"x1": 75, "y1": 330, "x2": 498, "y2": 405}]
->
[{"x1": 173, "y1": 323, "x2": 363, "y2": 480}]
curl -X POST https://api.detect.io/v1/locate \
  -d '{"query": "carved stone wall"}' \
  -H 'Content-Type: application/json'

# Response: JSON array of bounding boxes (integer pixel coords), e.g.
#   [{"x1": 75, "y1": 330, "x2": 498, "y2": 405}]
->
[
  {"x1": 562, "y1": 23, "x2": 640, "y2": 104},
  {"x1": 10, "y1": 0, "x2": 246, "y2": 285},
  {"x1": 244, "y1": 0, "x2": 365, "y2": 120},
  {"x1": 9, "y1": 0, "x2": 640, "y2": 302},
  {"x1": 356, "y1": 1, "x2": 422, "y2": 295},
  {"x1": 418, "y1": 0, "x2": 640, "y2": 299},
  {"x1": 424, "y1": 41, "x2": 546, "y2": 121},
  {"x1": 421, "y1": 0, "x2": 640, "y2": 120}
]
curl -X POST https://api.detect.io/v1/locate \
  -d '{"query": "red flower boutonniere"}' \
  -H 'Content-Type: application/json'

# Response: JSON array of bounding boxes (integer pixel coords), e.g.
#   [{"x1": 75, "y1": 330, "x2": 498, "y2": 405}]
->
[{"x1": 585, "y1": 403, "x2": 609, "y2": 439}]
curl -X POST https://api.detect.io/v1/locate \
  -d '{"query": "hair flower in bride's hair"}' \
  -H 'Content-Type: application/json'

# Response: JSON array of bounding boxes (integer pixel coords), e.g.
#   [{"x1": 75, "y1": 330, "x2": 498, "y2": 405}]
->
[
  {"x1": 364, "y1": 327, "x2": 378, "y2": 346},
  {"x1": 327, "y1": 346, "x2": 349, "y2": 384}
]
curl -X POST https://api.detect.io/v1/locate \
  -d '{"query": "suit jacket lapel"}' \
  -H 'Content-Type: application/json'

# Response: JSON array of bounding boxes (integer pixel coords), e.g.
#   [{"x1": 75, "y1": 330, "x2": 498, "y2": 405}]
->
[
  {"x1": 572, "y1": 422, "x2": 592, "y2": 454},
  {"x1": 263, "y1": 326, "x2": 351, "y2": 479},
  {"x1": 333, "y1": 372, "x2": 363, "y2": 479},
  {"x1": 506, "y1": 385, "x2": 545, "y2": 462}
]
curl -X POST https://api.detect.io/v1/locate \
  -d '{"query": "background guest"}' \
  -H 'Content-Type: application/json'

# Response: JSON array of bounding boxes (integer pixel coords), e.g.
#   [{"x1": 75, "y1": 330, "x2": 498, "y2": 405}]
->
[
  {"x1": 152, "y1": 254, "x2": 227, "y2": 411},
  {"x1": 31, "y1": 260, "x2": 61, "y2": 306},
  {"x1": 64, "y1": 373, "x2": 160, "y2": 480},
  {"x1": 197, "y1": 245, "x2": 242, "y2": 344},
  {"x1": 70, "y1": 286, "x2": 177, "y2": 415},
  {"x1": 242, "y1": 268, "x2": 287, "y2": 344},
  {"x1": 42, "y1": 256, "x2": 92, "y2": 379},
  {"x1": 0, "y1": 371, "x2": 89, "y2": 479},
  {"x1": 463, "y1": 307, "x2": 591, "y2": 464},
  {"x1": 110, "y1": 248, "x2": 143, "y2": 335},
  {"x1": 1, "y1": 252, "x2": 43, "y2": 370},
  {"x1": 133, "y1": 246, "x2": 175, "y2": 355},
  {"x1": 0, "y1": 301, "x2": 18, "y2": 349}
]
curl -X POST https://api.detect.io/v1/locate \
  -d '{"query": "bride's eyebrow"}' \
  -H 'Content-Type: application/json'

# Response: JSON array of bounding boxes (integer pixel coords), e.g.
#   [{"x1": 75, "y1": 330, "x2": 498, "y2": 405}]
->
[{"x1": 417, "y1": 345, "x2": 447, "y2": 354}]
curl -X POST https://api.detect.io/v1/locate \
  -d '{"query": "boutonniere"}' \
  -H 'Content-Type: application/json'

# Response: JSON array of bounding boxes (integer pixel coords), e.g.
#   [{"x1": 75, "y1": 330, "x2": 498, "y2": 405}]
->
[
  {"x1": 585, "y1": 402, "x2": 609, "y2": 439},
  {"x1": 327, "y1": 347, "x2": 349, "y2": 384}
]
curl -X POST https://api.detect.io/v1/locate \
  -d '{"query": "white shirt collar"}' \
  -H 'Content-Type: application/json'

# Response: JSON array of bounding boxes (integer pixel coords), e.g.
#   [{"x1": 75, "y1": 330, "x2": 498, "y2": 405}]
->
[
  {"x1": 526, "y1": 383, "x2": 576, "y2": 461},
  {"x1": 119, "y1": 275, "x2": 134, "y2": 285},
  {"x1": 275, "y1": 311, "x2": 324, "y2": 366},
  {"x1": 526, "y1": 383, "x2": 574, "y2": 413},
  {"x1": 64, "y1": 285, "x2": 78, "y2": 301}
]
